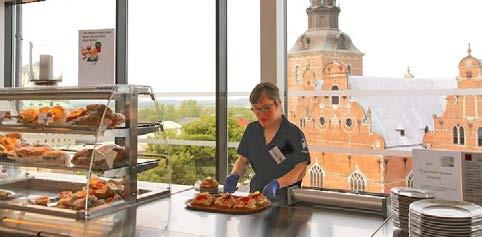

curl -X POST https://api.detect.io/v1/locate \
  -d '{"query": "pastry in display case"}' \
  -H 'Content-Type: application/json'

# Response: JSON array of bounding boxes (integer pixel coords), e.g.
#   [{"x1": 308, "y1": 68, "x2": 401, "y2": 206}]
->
[{"x1": 0, "y1": 85, "x2": 171, "y2": 220}]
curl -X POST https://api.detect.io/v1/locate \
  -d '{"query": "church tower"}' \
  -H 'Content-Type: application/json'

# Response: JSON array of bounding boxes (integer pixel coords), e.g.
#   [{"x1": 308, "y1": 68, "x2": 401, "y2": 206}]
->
[{"x1": 288, "y1": 1, "x2": 364, "y2": 94}]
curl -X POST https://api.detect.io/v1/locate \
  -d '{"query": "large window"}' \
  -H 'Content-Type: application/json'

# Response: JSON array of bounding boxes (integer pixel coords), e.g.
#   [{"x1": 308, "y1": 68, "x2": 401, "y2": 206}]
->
[
  {"x1": 287, "y1": 0, "x2": 482, "y2": 194},
  {"x1": 21, "y1": 0, "x2": 115, "y2": 87},
  {"x1": 128, "y1": 1, "x2": 217, "y2": 185}
]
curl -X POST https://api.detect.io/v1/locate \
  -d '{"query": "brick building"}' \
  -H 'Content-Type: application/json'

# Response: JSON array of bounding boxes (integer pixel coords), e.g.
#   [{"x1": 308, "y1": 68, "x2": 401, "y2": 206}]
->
[
  {"x1": 287, "y1": 1, "x2": 465, "y2": 194},
  {"x1": 424, "y1": 47, "x2": 482, "y2": 150}
]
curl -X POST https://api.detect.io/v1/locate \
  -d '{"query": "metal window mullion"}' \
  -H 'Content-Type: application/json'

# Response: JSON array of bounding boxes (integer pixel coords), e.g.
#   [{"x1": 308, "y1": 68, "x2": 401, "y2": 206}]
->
[
  {"x1": 116, "y1": 0, "x2": 128, "y2": 84},
  {"x1": 215, "y1": 0, "x2": 228, "y2": 182},
  {"x1": 4, "y1": 3, "x2": 15, "y2": 88},
  {"x1": 14, "y1": 4, "x2": 21, "y2": 88}
]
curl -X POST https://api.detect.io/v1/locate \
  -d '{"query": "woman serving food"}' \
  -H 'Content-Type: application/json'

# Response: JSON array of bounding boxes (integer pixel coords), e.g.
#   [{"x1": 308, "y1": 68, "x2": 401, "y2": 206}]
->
[{"x1": 223, "y1": 82, "x2": 310, "y2": 203}]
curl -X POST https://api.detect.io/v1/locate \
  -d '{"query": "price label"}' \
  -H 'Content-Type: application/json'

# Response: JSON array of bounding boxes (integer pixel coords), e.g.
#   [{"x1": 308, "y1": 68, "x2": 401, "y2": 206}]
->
[
  {"x1": 0, "y1": 111, "x2": 11, "y2": 120},
  {"x1": 38, "y1": 112, "x2": 53, "y2": 124}
]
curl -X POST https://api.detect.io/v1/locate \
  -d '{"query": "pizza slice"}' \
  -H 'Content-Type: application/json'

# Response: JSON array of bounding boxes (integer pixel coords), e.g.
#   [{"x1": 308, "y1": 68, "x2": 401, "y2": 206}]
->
[
  {"x1": 232, "y1": 196, "x2": 257, "y2": 210},
  {"x1": 190, "y1": 192, "x2": 214, "y2": 207},
  {"x1": 213, "y1": 194, "x2": 235, "y2": 209},
  {"x1": 248, "y1": 191, "x2": 270, "y2": 207}
]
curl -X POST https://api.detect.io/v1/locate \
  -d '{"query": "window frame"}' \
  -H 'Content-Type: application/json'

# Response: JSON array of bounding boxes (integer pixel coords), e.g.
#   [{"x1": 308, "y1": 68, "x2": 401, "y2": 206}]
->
[{"x1": 6, "y1": 0, "x2": 230, "y2": 181}]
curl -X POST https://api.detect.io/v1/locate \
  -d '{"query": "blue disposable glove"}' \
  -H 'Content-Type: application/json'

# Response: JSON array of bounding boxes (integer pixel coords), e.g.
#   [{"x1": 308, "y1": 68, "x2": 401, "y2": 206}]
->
[
  {"x1": 262, "y1": 180, "x2": 280, "y2": 200},
  {"x1": 223, "y1": 173, "x2": 239, "y2": 193}
]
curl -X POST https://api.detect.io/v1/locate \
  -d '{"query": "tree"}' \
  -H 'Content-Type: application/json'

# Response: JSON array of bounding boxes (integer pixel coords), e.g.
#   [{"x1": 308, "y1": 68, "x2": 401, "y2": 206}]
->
[
  {"x1": 177, "y1": 100, "x2": 202, "y2": 119},
  {"x1": 139, "y1": 114, "x2": 252, "y2": 185},
  {"x1": 137, "y1": 102, "x2": 255, "y2": 185}
]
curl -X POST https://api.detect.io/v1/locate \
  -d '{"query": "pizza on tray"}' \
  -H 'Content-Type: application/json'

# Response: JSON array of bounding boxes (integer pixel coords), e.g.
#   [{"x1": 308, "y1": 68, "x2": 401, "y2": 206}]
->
[
  {"x1": 232, "y1": 196, "x2": 257, "y2": 210},
  {"x1": 248, "y1": 191, "x2": 270, "y2": 207},
  {"x1": 213, "y1": 194, "x2": 235, "y2": 209},
  {"x1": 190, "y1": 192, "x2": 214, "y2": 207},
  {"x1": 188, "y1": 192, "x2": 271, "y2": 213}
]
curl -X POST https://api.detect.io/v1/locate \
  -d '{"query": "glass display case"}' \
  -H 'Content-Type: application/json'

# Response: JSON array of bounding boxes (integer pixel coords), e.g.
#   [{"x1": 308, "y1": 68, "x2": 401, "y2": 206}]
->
[{"x1": 0, "y1": 85, "x2": 170, "y2": 220}]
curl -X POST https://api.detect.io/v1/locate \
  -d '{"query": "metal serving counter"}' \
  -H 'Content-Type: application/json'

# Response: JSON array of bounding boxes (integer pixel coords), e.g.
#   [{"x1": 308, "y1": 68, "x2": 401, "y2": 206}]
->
[{"x1": 0, "y1": 185, "x2": 395, "y2": 237}]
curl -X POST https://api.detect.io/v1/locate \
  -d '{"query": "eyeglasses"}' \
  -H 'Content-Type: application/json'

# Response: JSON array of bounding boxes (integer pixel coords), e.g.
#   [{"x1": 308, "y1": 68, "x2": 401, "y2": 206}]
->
[{"x1": 251, "y1": 103, "x2": 275, "y2": 114}]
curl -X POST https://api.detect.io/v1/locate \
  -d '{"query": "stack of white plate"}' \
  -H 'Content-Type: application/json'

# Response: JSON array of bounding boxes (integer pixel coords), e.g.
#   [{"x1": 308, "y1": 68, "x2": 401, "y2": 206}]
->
[
  {"x1": 409, "y1": 199, "x2": 482, "y2": 237},
  {"x1": 391, "y1": 187, "x2": 435, "y2": 233}
]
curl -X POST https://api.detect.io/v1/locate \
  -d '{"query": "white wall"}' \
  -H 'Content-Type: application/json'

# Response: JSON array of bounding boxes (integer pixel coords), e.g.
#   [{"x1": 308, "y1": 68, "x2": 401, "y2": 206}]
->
[{"x1": 0, "y1": 1, "x2": 5, "y2": 87}]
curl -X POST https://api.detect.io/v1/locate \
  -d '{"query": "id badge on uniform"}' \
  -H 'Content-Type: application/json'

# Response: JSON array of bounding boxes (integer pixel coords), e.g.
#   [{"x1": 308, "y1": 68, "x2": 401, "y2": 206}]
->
[{"x1": 269, "y1": 146, "x2": 287, "y2": 165}]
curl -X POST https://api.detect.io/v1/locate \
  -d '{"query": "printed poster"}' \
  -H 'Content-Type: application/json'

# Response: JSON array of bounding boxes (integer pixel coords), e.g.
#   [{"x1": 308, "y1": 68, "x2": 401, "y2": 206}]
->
[{"x1": 78, "y1": 29, "x2": 115, "y2": 85}]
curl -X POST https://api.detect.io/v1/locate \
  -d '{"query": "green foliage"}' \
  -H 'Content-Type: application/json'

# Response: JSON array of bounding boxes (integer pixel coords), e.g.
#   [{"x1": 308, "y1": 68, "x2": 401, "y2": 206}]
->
[{"x1": 138, "y1": 102, "x2": 255, "y2": 185}]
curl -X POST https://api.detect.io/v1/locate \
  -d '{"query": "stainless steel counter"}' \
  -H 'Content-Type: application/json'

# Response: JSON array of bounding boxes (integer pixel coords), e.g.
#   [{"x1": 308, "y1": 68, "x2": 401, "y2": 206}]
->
[{"x1": 0, "y1": 185, "x2": 395, "y2": 237}]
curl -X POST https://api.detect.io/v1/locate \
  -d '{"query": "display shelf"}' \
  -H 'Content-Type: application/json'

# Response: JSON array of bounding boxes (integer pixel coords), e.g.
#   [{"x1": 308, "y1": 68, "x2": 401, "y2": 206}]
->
[
  {"x1": 0, "y1": 85, "x2": 171, "y2": 220},
  {"x1": 0, "y1": 123, "x2": 160, "y2": 136},
  {"x1": 0, "y1": 157, "x2": 159, "y2": 173}
]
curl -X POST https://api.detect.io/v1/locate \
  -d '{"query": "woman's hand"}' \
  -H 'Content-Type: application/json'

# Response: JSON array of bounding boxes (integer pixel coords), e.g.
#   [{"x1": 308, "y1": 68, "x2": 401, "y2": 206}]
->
[
  {"x1": 262, "y1": 180, "x2": 280, "y2": 200},
  {"x1": 223, "y1": 173, "x2": 239, "y2": 193}
]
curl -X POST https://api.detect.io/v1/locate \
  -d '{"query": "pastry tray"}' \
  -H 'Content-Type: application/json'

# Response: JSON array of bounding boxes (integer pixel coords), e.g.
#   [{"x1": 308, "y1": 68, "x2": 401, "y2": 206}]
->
[{"x1": 0, "y1": 176, "x2": 170, "y2": 219}]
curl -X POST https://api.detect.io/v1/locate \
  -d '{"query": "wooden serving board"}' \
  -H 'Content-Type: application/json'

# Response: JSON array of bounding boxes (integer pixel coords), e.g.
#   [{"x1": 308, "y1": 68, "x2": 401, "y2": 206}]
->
[{"x1": 185, "y1": 199, "x2": 270, "y2": 215}]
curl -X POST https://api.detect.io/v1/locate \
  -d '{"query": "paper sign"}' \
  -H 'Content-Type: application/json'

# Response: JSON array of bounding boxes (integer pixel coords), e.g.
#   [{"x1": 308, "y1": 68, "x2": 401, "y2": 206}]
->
[
  {"x1": 413, "y1": 149, "x2": 463, "y2": 201},
  {"x1": 37, "y1": 112, "x2": 53, "y2": 124},
  {"x1": 78, "y1": 29, "x2": 115, "y2": 85},
  {"x1": 462, "y1": 153, "x2": 482, "y2": 205}
]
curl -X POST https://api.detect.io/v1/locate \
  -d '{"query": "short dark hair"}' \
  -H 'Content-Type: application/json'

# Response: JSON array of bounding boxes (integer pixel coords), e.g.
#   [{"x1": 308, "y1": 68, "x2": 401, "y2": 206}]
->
[{"x1": 249, "y1": 82, "x2": 281, "y2": 104}]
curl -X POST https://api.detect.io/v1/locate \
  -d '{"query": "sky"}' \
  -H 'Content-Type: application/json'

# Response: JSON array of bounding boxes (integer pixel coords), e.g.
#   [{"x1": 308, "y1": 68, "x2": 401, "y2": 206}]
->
[{"x1": 20, "y1": 0, "x2": 482, "y2": 93}]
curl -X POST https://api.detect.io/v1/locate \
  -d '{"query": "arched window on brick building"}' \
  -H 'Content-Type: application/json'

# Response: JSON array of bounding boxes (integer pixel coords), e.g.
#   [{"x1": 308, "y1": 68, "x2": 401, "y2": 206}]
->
[
  {"x1": 460, "y1": 127, "x2": 465, "y2": 145},
  {"x1": 453, "y1": 126, "x2": 465, "y2": 145},
  {"x1": 295, "y1": 65, "x2": 301, "y2": 82},
  {"x1": 478, "y1": 128, "x2": 482, "y2": 147},
  {"x1": 331, "y1": 85, "x2": 339, "y2": 105},
  {"x1": 349, "y1": 171, "x2": 366, "y2": 192},
  {"x1": 453, "y1": 126, "x2": 458, "y2": 144},
  {"x1": 309, "y1": 164, "x2": 323, "y2": 188},
  {"x1": 405, "y1": 172, "x2": 414, "y2": 188}
]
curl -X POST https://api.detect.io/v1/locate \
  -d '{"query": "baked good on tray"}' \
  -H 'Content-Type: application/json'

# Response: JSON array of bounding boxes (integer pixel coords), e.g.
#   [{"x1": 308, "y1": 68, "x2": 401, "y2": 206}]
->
[
  {"x1": 0, "y1": 189, "x2": 14, "y2": 200},
  {"x1": 18, "y1": 108, "x2": 38, "y2": 124},
  {"x1": 52, "y1": 177, "x2": 125, "y2": 210},
  {"x1": 66, "y1": 104, "x2": 125, "y2": 128},
  {"x1": 71, "y1": 144, "x2": 127, "y2": 169},
  {"x1": 232, "y1": 196, "x2": 257, "y2": 210},
  {"x1": 0, "y1": 133, "x2": 22, "y2": 155},
  {"x1": 66, "y1": 108, "x2": 86, "y2": 123},
  {"x1": 213, "y1": 194, "x2": 235, "y2": 209},
  {"x1": 50, "y1": 105, "x2": 68, "y2": 124},
  {"x1": 190, "y1": 192, "x2": 214, "y2": 207},
  {"x1": 34, "y1": 196, "x2": 50, "y2": 206},
  {"x1": 198, "y1": 177, "x2": 220, "y2": 193},
  {"x1": 18, "y1": 106, "x2": 68, "y2": 124},
  {"x1": 14, "y1": 146, "x2": 50, "y2": 157},
  {"x1": 200, "y1": 177, "x2": 219, "y2": 189},
  {"x1": 39, "y1": 150, "x2": 69, "y2": 165},
  {"x1": 248, "y1": 191, "x2": 270, "y2": 207}
]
